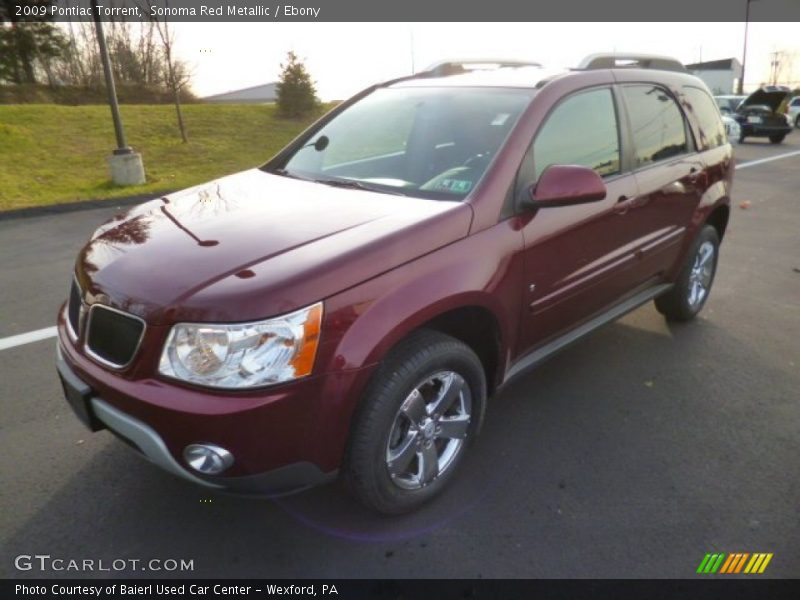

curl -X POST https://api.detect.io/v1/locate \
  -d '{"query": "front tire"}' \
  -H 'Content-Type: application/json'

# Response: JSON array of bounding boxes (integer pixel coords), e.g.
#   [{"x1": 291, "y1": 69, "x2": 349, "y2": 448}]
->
[
  {"x1": 769, "y1": 133, "x2": 786, "y2": 144},
  {"x1": 344, "y1": 330, "x2": 486, "y2": 514},
  {"x1": 655, "y1": 225, "x2": 720, "y2": 322}
]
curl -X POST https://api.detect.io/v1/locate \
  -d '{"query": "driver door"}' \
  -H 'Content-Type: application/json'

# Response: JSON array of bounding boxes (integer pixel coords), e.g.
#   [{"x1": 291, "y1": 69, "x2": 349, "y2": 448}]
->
[{"x1": 516, "y1": 86, "x2": 642, "y2": 353}]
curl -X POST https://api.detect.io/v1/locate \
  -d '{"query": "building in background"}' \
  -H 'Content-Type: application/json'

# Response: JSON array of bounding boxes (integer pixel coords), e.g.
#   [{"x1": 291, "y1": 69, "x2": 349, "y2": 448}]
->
[
  {"x1": 202, "y1": 82, "x2": 277, "y2": 103},
  {"x1": 686, "y1": 58, "x2": 743, "y2": 95}
]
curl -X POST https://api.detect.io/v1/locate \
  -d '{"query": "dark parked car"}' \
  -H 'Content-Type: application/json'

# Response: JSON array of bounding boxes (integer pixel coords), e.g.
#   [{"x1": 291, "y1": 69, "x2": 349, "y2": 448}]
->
[
  {"x1": 732, "y1": 85, "x2": 793, "y2": 143},
  {"x1": 57, "y1": 54, "x2": 733, "y2": 514}
]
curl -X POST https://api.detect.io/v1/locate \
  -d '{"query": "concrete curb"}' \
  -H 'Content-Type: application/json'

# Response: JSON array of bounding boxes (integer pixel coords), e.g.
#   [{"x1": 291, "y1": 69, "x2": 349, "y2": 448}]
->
[{"x1": 0, "y1": 191, "x2": 170, "y2": 222}]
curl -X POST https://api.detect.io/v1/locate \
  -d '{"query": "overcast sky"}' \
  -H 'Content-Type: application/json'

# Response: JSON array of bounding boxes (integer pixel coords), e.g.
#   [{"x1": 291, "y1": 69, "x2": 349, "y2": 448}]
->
[{"x1": 167, "y1": 22, "x2": 800, "y2": 99}]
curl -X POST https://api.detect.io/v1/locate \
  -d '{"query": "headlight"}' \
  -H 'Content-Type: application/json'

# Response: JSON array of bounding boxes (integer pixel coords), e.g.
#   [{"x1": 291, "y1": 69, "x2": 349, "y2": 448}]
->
[{"x1": 158, "y1": 303, "x2": 323, "y2": 389}]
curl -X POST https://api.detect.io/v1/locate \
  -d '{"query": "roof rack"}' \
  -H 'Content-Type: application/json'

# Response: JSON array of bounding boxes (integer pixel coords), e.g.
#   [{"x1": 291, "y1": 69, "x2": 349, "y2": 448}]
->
[
  {"x1": 423, "y1": 59, "x2": 543, "y2": 77},
  {"x1": 577, "y1": 53, "x2": 687, "y2": 73}
]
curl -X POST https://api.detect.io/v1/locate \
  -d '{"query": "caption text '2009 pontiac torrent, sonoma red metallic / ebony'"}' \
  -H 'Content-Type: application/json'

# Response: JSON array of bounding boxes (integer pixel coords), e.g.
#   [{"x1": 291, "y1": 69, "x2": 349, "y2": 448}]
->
[{"x1": 57, "y1": 54, "x2": 733, "y2": 514}]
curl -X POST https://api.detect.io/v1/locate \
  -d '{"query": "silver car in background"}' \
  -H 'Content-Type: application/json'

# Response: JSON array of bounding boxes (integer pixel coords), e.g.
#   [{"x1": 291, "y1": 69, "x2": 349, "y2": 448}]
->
[
  {"x1": 721, "y1": 114, "x2": 741, "y2": 144},
  {"x1": 788, "y1": 96, "x2": 800, "y2": 129}
]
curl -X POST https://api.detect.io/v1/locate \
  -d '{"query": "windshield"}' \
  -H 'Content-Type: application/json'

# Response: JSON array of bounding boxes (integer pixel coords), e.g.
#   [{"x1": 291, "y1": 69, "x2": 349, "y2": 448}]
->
[
  {"x1": 715, "y1": 96, "x2": 745, "y2": 113},
  {"x1": 272, "y1": 87, "x2": 533, "y2": 200}
]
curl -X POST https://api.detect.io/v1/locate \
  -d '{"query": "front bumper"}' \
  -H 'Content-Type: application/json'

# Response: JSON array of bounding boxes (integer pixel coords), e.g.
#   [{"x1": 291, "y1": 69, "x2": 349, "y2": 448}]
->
[
  {"x1": 57, "y1": 349, "x2": 336, "y2": 495},
  {"x1": 56, "y1": 308, "x2": 375, "y2": 496}
]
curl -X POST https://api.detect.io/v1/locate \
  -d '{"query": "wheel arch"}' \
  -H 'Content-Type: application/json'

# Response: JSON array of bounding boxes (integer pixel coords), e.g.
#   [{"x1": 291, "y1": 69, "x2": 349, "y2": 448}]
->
[
  {"x1": 329, "y1": 290, "x2": 511, "y2": 399},
  {"x1": 414, "y1": 305, "x2": 503, "y2": 396},
  {"x1": 364, "y1": 295, "x2": 507, "y2": 396},
  {"x1": 705, "y1": 202, "x2": 730, "y2": 240}
]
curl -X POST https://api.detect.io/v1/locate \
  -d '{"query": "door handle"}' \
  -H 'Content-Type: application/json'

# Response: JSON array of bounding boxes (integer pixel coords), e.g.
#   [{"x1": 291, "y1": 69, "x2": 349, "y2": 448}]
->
[
  {"x1": 614, "y1": 195, "x2": 630, "y2": 214},
  {"x1": 688, "y1": 166, "x2": 707, "y2": 185}
]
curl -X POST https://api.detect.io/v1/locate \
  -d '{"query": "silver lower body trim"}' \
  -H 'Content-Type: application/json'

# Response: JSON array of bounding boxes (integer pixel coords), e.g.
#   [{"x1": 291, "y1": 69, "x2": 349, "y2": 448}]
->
[
  {"x1": 91, "y1": 398, "x2": 224, "y2": 489},
  {"x1": 504, "y1": 283, "x2": 673, "y2": 385}
]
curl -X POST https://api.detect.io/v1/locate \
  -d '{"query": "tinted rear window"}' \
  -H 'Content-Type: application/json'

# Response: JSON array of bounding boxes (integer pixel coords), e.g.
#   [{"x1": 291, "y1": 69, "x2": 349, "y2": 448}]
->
[{"x1": 622, "y1": 85, "x2": 687, "y2": 168}]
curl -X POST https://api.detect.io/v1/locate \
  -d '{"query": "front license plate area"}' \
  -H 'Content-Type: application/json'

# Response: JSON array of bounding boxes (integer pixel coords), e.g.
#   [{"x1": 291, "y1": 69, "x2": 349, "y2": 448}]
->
[
  {"x1": 57, "y1": 360, "x2": 104, "y2": 432},
  {"x1": 747, "y1": 116, "x2": 762, "y2": 124}
]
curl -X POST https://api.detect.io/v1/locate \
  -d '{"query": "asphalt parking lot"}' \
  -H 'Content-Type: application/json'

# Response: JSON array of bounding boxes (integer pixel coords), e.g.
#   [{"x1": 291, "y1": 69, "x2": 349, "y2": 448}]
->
[{"x1": 1, "y1": 135, "x2": 799, "y2": 579}]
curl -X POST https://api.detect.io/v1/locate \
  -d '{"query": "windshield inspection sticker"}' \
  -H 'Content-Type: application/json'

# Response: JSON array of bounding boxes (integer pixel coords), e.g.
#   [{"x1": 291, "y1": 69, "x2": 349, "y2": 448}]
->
[
  {"x1": 491, "y1": 113, "x2": 511, "y2": 126},
  {"x1": 438, "y1": 179, "x2": 473, "y2": 193}
]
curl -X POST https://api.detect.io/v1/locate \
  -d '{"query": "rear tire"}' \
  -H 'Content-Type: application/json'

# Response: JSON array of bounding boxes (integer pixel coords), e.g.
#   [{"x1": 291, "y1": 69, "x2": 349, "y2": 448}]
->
[
  {"x1": 655, "y1": 225, "x2": 720, "y2": 322},
  {"x1": 795, "y1": 115, "x2": 800, "y2": 129},
  {"x1": 769, "y1": 134, "x2": 786, "y2": 144},
  {"x1": 344, "y1": 330, "x2": 486, "y2": 515},
  {"x1": 738, "y1": 132, "x2": 746, "y2": 144}
]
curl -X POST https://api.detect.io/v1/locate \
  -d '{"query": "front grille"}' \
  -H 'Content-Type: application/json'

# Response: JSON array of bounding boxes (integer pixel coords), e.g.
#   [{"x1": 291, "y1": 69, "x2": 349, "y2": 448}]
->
[
  {"x1": 67, "y1": 279, "x2": 81, "y2": 336},
  {"x1": 85, "y1": 305, "x2": 145, "y2": 368}
]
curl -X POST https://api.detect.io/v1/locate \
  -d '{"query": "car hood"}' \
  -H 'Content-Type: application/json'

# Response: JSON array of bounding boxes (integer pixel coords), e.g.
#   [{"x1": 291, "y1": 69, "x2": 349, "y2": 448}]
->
[
  {"x1": 76, "y1": 169, "x2": 472, "y2": 324},
  {"x1": 739, "y1": 86, "x2": 791, "y2": 113}
]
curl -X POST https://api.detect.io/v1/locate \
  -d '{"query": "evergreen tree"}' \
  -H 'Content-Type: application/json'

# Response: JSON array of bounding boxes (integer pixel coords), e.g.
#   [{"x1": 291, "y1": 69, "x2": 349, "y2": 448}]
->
[
  {"x1": 0, "y1": 1, "x2": 65, "y2": 85},
  {"x1": 275, "y1": 51, "x2": 319, "y2": 118}
]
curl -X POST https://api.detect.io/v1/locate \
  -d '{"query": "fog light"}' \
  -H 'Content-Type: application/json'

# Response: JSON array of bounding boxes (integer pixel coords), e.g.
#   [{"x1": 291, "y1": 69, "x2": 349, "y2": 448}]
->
[{"x1": 183, "y1": 443, "x2": 234, "y2": 475}]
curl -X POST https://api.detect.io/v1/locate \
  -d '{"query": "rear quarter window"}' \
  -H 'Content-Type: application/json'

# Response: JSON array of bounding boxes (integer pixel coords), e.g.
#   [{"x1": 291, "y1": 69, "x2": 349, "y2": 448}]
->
[
  {"x1": 683, "y1": 86, "x2": 727, "y2": 150},
  {"x1": 621, "y1": 85, "x2": 688, "y2": 168}
]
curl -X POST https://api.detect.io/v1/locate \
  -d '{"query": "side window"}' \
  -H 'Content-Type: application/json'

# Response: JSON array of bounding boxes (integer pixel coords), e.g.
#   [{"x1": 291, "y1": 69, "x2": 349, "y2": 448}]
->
[
  {"x1": 532, "y1": 88, "x2": 620, "y2": 180},
  {"x1": 622, "y1": 85, "x2": 688, "y2": 167},
  {"x1": 683, "y1": 87, "x2": 727, "y2": 150}
]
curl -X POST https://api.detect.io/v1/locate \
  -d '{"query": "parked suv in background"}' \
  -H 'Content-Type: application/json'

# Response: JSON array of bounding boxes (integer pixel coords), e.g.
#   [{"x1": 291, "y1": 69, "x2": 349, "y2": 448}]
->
[
  {"x1": 57, "y1": 54, "x2": 733, "y2": 514},
  {"x1": 732, "y1": 85, "x2": 794, "y2": 143}
]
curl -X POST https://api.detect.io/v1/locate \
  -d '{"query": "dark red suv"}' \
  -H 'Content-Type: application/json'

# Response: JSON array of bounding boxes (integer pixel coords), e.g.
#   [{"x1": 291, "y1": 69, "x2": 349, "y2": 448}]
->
[{"x1": 57, "y1": 54, "x2": 733, "y2": 514}]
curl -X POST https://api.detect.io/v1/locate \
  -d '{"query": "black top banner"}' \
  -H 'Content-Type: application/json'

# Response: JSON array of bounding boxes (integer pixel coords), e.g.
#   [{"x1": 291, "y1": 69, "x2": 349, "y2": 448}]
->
[{"x1": 7, "y1": 0, "x2": 800, "y2": 22}]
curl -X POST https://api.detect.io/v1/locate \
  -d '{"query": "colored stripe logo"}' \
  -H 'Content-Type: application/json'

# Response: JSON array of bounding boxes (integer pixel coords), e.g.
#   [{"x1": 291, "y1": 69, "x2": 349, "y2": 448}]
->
[{"x1": 697, "y1": 552, "x2": 773, "y2": 574}]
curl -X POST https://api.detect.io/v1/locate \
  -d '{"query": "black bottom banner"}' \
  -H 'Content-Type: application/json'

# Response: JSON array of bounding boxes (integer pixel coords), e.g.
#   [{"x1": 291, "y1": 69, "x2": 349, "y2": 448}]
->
[{"x1": 5, "y1": 579, "x2": 800, "y2": 600}]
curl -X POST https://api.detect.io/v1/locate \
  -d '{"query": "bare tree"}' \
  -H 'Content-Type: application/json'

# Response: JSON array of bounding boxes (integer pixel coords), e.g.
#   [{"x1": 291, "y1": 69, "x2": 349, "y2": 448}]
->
[{"x1": 141, "y1": 0, "x2": 189, "y2": 142}]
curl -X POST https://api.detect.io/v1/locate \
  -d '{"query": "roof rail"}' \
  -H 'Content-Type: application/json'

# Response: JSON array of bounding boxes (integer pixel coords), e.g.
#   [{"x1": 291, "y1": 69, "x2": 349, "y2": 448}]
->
[
  {"x1": 578, "y1": 53, "x2": 687, "y2": 73},
  {"x1": 423, "y1": 59, "x2": 543, "y2": 77}
]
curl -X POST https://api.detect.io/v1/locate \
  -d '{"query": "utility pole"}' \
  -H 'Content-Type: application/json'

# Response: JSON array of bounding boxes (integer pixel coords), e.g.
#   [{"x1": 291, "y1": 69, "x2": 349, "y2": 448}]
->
[
  {"x1": 91, "y1": 0, "x2": 145, "y2": 185},
  {"x1": 769, "y1": 51, "x2": 781, "y2": 85},
  {"x1": 410, "y1": 29, "x2": 416, "y2": 74},
  {"x1": 738, "y1": 0, "x2": 756, "y2": 95}
]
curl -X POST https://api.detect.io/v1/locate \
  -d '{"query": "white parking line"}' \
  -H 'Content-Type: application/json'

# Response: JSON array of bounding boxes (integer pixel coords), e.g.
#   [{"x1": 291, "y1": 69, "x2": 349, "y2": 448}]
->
[
  {"x1": 736, "y1": 149, "x2": 800, "y2": 170},
  {"x1": 0, "y1": 327, "x2": 57, "y2": 351}
]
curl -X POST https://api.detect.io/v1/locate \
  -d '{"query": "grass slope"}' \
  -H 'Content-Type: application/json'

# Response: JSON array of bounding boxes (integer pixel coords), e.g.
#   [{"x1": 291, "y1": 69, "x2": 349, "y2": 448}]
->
[{"x1": 0, "y1": 104, "x2": 325, "y2": 211}]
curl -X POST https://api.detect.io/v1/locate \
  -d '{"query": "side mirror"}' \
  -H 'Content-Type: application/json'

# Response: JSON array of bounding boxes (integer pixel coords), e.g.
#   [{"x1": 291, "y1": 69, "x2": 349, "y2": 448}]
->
[{"x1": 523, "y1": 164, "x2": 607, "y2": 209}]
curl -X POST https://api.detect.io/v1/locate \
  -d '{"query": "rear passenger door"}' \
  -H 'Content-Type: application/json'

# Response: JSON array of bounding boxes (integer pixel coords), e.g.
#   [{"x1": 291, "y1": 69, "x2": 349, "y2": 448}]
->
[{"x1": 617, "y1": 84, "x2": 705, "y2": 280}]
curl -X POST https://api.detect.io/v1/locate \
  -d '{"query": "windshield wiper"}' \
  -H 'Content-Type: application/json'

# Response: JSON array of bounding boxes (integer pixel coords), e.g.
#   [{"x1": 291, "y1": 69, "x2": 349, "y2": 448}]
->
[
  {"x1": 313, "y1": 178, "x2": 408, "y2": 196},
  {"x1": 272, "y1": 168, "x2": 311, "y2": 181}
]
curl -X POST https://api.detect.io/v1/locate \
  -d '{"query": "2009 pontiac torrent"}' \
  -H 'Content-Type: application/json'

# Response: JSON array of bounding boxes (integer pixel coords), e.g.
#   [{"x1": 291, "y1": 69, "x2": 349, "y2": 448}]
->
[{"x1": 57, "y1": 54, "x2": 733, "y2": 514}]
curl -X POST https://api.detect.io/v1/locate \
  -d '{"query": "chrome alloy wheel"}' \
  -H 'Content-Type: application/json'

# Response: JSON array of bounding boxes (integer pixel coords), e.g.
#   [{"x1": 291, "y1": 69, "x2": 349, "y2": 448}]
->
[
  {"x1": 688, "y1": 240, "x2": 715, "y2": 308},
  {"x1": 385, "y1": 371, "x2": 472, "y2": 490}
]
